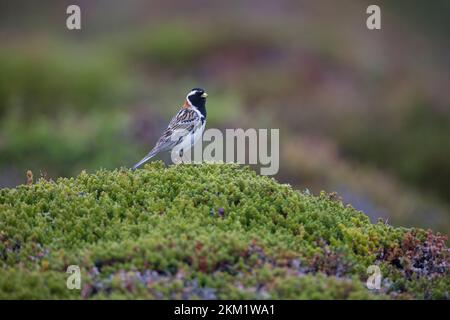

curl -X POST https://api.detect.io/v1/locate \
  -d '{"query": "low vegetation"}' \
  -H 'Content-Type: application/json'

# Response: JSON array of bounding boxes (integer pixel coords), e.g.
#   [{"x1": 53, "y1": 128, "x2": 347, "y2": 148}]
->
[{"x1": 0, "y1": 163, "x2": 448, "y2": 299}]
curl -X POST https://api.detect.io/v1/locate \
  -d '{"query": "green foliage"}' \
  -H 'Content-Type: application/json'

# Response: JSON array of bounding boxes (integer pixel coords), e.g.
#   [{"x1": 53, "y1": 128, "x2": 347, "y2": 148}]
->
[
  {"x1": 338, "y1": 102, "x2": 450, "y2": 203},
  {"x1": 0, "y1": 111, "x2": 139, "y2": 180},
  {"x1": 0, "y1": 163, "x2": 448, "y2": 299},
  {"x1": 123, "y1": 23, "x2": 276, "y2": 71},
  {"x1": 0, "y1": 48, "x2": 128, "y2": 117},
  {"x1": 126, "y1": 24, "x2": 213, "y2": 68},
  {"x1": 0, "y1": 46, "x2": 140, "y2": 184}
]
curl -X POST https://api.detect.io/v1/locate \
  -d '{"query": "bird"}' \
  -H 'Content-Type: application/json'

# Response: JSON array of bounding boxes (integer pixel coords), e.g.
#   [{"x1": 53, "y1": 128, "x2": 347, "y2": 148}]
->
[{"x1": 132, "y1": 88, "x2": 208, "y2": 169}]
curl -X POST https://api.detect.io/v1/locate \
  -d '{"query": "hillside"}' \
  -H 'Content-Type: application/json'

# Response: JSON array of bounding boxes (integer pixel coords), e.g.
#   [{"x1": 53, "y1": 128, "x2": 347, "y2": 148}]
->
[{"x1": 0, "y1": 163, "x2": 448, "y2": 299}]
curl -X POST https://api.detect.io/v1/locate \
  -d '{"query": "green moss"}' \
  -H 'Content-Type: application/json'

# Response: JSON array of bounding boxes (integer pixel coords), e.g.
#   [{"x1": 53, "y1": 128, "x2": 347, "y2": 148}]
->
[{"x1": 0, "y1": 163, "x2": 448, "y2": 299}]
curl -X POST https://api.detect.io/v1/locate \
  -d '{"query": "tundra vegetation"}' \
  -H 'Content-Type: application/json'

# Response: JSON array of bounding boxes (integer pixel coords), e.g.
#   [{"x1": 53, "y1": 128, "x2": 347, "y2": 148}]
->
[{"x1": 0, "y1": 163, "x2": 448, "y2": 299}]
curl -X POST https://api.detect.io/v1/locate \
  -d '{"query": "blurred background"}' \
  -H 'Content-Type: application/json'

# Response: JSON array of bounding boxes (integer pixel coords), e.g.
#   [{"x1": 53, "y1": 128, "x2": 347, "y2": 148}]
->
[{"x1": 0, "y1": 0, "x2": 449, "y2": 235}]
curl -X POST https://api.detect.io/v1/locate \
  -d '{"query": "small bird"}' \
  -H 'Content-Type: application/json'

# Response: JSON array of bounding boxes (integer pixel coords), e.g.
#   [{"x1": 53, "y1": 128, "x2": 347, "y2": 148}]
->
[{"x1": 132, "y1": 88, "x2": 208, "y2": 169}]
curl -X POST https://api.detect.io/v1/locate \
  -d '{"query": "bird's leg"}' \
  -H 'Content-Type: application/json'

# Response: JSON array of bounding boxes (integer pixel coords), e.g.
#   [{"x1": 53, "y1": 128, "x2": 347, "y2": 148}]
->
[{"x1": 179, "y1": 149, "x2": 184, "y2": 164}]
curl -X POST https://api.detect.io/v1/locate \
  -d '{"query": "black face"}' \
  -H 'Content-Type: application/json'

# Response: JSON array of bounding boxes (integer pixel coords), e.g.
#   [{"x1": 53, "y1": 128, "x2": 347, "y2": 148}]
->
[{"x1": 186, "y1": 88, "x2": 207, "y2": 109}]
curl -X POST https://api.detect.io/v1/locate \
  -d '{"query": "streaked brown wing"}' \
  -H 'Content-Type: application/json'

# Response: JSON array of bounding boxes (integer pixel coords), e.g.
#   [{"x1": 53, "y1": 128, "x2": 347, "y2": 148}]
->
[
  {"x1": 152, "y1": 108, "x2": 200, "y2": 153},
  {"x1": 167, "y1": 108, "x2": 199, "y2": 127}
]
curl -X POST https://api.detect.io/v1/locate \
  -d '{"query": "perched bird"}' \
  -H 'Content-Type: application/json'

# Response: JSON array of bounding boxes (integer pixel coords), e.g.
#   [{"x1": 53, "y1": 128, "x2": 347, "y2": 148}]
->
[{"x1": 132, "y1": 88, "x2": 208, "y2": 169}]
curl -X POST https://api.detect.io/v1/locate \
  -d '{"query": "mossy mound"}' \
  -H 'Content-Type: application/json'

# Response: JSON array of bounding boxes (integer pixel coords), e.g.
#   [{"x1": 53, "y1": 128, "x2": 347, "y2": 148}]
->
[{"x1": 0, "y1": 163, "x2": 448, "y2": 299}]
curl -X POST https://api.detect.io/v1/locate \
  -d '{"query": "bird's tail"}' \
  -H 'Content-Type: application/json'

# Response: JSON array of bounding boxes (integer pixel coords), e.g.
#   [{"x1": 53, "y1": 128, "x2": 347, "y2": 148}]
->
[{"x1": 132, "y1": 149, "x2": 158, "y2": 170}]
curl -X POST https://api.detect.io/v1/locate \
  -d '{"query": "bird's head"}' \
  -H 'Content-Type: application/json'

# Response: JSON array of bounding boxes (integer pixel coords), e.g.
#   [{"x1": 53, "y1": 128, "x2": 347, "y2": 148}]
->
[{"x1": 183, "y1": 88, "x2": 208, "y2": 109}]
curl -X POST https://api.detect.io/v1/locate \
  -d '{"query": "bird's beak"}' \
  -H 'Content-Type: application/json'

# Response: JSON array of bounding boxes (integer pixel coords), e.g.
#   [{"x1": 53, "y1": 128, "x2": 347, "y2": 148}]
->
[{"x1": 201, "y1": 92, "x2": 208, "y2": 98}]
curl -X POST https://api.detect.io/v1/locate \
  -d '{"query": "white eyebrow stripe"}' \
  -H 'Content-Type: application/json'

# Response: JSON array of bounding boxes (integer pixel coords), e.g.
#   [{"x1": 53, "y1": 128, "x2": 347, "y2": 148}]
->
[
  {"x1": 186, "y1": 92, "x2": 196, "y2": 106},
  {"x1": 187, "y1": 90, "x2": 199, "y2": 97},
  {"x1": 186, "y1": 90, "x2": 201, "y2": 106}
]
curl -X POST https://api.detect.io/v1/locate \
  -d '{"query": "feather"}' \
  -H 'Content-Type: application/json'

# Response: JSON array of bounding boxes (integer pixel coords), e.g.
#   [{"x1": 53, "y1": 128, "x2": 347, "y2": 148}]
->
[{"x1": 132, "y1": 107, "x2": 203, "y2": 169}]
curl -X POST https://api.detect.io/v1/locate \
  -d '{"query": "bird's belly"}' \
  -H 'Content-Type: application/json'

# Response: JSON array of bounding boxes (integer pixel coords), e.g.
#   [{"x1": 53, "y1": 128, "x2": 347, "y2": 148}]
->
[{"x1": 174, "y1": 122, "x2": 205, "y2": 153}]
